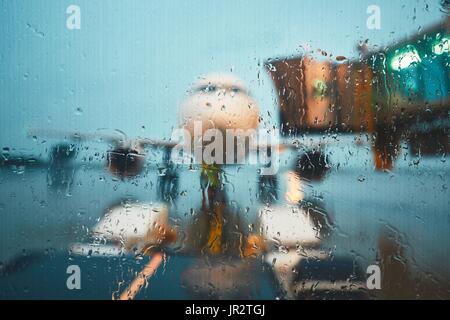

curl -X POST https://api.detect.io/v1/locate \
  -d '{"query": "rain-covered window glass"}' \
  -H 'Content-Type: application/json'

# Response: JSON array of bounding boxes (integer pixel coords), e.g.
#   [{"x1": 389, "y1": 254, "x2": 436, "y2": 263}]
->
[{"x1": 0, "y1": 0, "x2": 449, "y2": 301}]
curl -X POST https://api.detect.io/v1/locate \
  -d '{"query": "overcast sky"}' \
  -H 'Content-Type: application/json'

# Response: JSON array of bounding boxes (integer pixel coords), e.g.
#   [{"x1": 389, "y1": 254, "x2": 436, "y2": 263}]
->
[{"x1": 0, "y1": 0, "x2": 446, "y2": 151}]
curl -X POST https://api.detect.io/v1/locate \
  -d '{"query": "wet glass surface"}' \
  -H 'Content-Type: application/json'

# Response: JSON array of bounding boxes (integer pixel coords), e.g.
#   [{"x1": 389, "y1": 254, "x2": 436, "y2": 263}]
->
[{"x1": 0, "y1": 0, "x2": 449, "y2": 299}]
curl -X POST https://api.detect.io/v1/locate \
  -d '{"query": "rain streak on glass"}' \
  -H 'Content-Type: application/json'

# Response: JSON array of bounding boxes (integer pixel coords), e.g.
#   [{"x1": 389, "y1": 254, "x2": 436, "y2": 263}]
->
[{"x1": 0, "y1": 0, "x2": 448, "y2": 300}]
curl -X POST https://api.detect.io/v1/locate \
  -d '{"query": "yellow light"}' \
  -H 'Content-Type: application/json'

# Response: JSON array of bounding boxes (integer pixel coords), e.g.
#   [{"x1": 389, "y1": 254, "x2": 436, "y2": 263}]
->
[
  {"x1": 285, "y1": 171, "x2": 304, "y2": 204},
  {"x1": 390, "y1": 46, "x2": 421, "y2": 71}
]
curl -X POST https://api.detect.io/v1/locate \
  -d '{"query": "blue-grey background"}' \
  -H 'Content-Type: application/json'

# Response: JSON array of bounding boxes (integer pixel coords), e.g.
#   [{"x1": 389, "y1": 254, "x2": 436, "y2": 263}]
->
[
  {"x1": 0, "y1": 0, "x2": 445, "y2": 146},
  {"x1": 0, "y1": 0, "x2": 449, "y2": 299}
]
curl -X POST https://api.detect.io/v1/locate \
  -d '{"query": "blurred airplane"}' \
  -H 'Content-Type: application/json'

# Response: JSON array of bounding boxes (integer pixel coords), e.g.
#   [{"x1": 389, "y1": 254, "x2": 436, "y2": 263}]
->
[
  {"x1": 0, "y1": 73, "x2": 266, "y2": 270},
  {"x1": 0, "y1": 72, "x2": 337, "y2": 184},
  {"x1": 4, "y1": 71, "x2": 441, "y2": 300}
]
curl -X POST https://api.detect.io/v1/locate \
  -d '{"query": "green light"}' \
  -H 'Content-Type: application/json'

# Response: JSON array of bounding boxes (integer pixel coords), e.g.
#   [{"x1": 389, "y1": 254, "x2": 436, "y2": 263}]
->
[
  {"x1": 432, "y1": 37, "x2": 449, "y2": 55},
  {"x1": 313, "y1": 79, "x2": 328, "y2": 98},
  {"x1": 390, "y1": 45, "x2": 421, "y2": 71}
]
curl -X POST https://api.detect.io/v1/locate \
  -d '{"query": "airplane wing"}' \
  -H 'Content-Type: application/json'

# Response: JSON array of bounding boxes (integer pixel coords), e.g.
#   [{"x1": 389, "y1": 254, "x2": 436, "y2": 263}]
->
[
  {"x1": 0, "y1": 154, "x2": 47, "y2": 169},
  {"x1": 27, "y1": 128, "x2": 178, "y2": 150}
]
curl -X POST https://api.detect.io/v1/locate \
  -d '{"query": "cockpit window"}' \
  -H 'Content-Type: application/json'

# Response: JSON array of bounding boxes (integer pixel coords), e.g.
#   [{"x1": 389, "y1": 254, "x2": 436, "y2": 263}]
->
[
  {"x1": 197, "y1": 84, "x2": 217, "y2": 93},
  {"x1": 230, "y1": 86, "x2": 241, "y2": 94}
]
